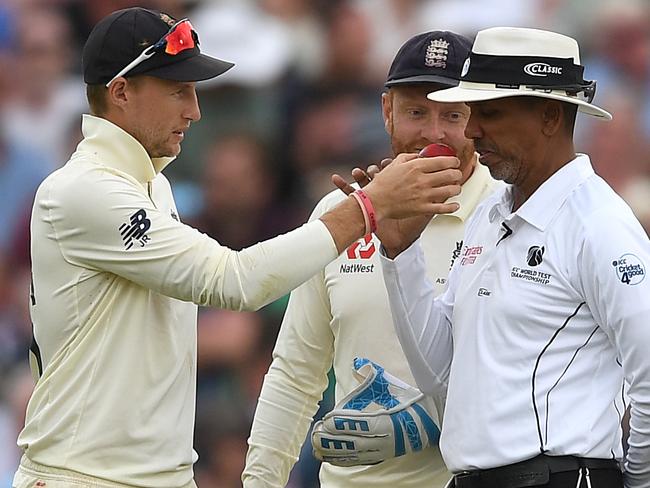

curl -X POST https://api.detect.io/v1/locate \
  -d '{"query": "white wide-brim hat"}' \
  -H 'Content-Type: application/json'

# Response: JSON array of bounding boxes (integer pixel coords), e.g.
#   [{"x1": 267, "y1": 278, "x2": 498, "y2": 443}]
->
[{"x1": 428, "y1": 27, "x2": 612, "y2": 120}]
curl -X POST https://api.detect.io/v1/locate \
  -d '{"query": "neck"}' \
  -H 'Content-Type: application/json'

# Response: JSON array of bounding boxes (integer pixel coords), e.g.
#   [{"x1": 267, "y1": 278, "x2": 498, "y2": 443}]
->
[{"x1": 512, "y1": 141, "x2": 575, "y2": 212}]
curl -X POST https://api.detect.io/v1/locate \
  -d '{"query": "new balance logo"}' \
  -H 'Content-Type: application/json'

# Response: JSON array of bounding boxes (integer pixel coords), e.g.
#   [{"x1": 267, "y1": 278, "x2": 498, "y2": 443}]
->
[{"x1": 119, "y1": 209, "x2": 151, "y2": 249}]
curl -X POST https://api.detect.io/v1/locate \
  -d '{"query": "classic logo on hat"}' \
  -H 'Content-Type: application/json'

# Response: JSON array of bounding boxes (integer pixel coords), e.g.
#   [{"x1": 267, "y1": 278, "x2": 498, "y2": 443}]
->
[
  {"x1": 425, "y1": 39, "x2": 450, "y2": 69},
  {"x1": 523, "y1": 62, "x2": 563, "y2": 77},
  {"x1": 427, "y1": 27, "x2": 612, "y2": 120}
]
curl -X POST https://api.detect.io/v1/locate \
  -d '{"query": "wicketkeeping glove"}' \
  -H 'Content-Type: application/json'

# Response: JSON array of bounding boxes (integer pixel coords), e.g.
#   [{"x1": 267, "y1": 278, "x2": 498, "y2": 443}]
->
[{"x1": 311, "y1": 357, "x2": 441, "y2": 467}]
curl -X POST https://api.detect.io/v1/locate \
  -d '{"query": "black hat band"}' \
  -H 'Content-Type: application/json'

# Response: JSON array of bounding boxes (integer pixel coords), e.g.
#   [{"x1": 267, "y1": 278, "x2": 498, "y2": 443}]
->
[{"x1": 462, "y1": 53, "x2": 586, "y2": 86}]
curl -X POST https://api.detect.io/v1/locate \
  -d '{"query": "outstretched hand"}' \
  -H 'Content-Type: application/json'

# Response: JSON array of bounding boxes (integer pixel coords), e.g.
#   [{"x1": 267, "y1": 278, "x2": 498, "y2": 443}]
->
[
  {"x1": 331, "y1": 158, "x2": 391, "y2": 196},
  {"x1": 332, "y1": 153, "x2": 461, "y2": 258}
]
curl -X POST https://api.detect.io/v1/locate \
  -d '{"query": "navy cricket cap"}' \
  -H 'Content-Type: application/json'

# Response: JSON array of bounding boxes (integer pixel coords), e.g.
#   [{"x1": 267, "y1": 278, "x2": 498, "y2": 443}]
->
[
  {"x1": 385, "y1": 31, "x2": 472, "y2": 88},
  {"x1": 82, "y1": 7, "x2": 233, "y2": 85}
]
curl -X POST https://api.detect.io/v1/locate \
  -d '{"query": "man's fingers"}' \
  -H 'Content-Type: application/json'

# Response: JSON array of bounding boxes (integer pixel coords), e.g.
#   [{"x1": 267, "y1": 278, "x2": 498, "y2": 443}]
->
[
  {"x1": 332, "y1": 174, "x2": 356, "y2": 195},
  {"x1": 415, "y1": 155, "x2": 461, "y2": 172},
  {"x1": 379, "y1": 158, "x2": 392, "y2": 169},
  {"x1": 392, "y1": 153, "x2": 419, "y2": 165},
  {"x1": 366, "y1": 165, "x2": 380, "y2": 180},
  {"x1": 351, "y1": 167, "x2": 371, "y2": 188},
  {"x1": 424, "y1": 202, "x2": 461, "y2": 215},
  {"x1": 423, "y1": 169, "x2": 463, "y2": 188}
]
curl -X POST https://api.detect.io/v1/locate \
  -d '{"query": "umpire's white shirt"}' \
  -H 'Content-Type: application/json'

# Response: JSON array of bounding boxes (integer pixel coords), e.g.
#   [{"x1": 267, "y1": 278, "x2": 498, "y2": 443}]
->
[
  {"x1": 243, "y1": 162, "x2": 499, "y2": 488},
  {"x1": 18, "y1": 115, "x2": 338, "y2": 488},
  {"x1": 382, "y1": 155, "x2": 650, "y2": 487}
]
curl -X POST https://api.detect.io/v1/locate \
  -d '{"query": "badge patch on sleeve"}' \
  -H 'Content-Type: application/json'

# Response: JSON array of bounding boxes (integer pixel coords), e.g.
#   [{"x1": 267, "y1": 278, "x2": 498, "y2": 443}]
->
[
  {"x1": 612, "y1": 254, "x2": 646, "y2": 285},
  {"x1": 119, "y1": 209, "x2": 151, "y2": 249}
]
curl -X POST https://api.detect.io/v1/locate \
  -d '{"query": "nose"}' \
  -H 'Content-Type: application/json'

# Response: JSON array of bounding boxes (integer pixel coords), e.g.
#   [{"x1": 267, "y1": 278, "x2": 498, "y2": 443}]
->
[
  {"x1": 464, "y1": 112, "x2": 481, "y2": 140},
  {"x1": 185, "y1": 87, "x2": 201, "y2": 122},
  {"x1": 422, "y1": 117, "x2": 445, "y2": 142}
]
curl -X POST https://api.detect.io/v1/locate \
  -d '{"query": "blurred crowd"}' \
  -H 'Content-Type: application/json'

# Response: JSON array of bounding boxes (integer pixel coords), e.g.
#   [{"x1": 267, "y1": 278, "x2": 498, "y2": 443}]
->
[{"x1": 0, "y1": 0, "x2": 648, "y2": 487}]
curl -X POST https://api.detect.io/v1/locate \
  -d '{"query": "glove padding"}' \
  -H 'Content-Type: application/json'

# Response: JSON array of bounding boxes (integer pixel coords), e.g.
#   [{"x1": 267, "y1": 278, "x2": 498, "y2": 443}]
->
[{"x1": 311, "y1": 357, "x2": 440, "y2": 467}]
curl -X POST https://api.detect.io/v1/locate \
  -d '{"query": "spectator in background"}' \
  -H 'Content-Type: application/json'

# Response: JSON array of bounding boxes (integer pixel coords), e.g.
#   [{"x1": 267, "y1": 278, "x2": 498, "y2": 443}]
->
[
  {"x1": 0, "y1": 133, "x2": 51, "y2": 261},
  {"x1": 189, "y1": 133, "x2": 302, "y2": 250},
  {"x1": 583, "y1": 1, "x2": 650, "y2": 136},
  {"x1": 0, "y1": 27, "x2": 52, "y2": 261},
  {"x1": 581, "y1": 93, "x2": 649, "y2": 193},
  {"x1": 194, "y1": 308, "x2": 280, "y2": 488},
  {"x1": 1, "y1": 7, "x2": 86, "y2": 166},
  {"x1": 622, "y1": 178, "x2": 650, "y2": 236},
  {"x1": 282, "y1": 2, "x2": 389, "y2": 204},
  {"x1": 258, "y1": 0, "x2": 326, "y2": 81},
  {"x1": 0, "y1": 368, "x2": 32, "y2": 488}
]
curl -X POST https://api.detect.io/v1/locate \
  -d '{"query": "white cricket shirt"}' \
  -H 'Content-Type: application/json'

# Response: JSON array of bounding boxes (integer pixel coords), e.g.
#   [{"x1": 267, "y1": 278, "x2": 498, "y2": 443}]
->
[
  {"x1": 243, "y1": 162, "x2": 499, "y2": 488},
  {"x1": 382, "y1": 155, "x2": 650, "y2": 487},
  {"x1": 18, "y1": 115, "x2": 338, "y2": 488}
]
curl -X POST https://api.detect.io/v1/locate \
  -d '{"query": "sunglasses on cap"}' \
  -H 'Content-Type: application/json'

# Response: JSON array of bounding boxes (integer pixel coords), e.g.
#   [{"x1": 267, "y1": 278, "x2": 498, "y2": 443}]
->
[
  {"x1": 525, "y1": 80, "x2": 597, "y2": 104},
  {"x1": 106, "y1": 18, "x2": 198, "y2": 87}
]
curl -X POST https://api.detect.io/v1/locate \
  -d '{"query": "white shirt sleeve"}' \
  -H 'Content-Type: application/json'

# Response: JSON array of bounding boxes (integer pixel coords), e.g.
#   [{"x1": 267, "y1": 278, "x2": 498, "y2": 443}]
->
[
  {"x1": 242, "y1": 196, "x2": 337, "y2": 487},
  {"x1": 44, "y1": 169, "x2": 337, "y2": 312},
  {"x1": 242, "y1": 271, "x2": 335, "y2": 487},
  {"x1": 576, "y1": 208, "x2": 650, "y2": 488},
  {"x1": 380, "y1": 239, "x2": 455, "y2": 399}
]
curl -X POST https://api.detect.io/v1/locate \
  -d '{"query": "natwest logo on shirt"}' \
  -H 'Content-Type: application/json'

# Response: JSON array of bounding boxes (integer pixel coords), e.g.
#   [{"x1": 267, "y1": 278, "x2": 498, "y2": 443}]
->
[
  {"x1": 346, "y1": 235, "x2": 376, "y2": 260},
  {"x1": 341, "y1": 235, "x2": 376, "y2": 274}
]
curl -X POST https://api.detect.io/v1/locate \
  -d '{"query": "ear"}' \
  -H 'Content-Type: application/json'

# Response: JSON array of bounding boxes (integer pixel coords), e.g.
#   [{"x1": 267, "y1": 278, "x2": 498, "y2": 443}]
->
[
  {"x1": 106, "y1": 78, "x2": 130, "y2": 111},
  {"x1": 541, "y1": 100, "x2": 563, "y2": 137},
  {"x1": 381, "y1": 91, "x2": 392, "y2": 135}
]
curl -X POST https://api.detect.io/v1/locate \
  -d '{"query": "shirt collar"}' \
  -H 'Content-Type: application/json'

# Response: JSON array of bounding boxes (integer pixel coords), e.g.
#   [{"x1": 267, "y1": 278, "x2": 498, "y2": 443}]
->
[
  {"x1": 75, "y1": 114, "x2": 175, "y2": 184},
  {"x1": 447, "y1": 156, "x2": 493, "y2": 222},
  {"x1": 488, "y1": 154, "x2": 595, "y2": 230}
]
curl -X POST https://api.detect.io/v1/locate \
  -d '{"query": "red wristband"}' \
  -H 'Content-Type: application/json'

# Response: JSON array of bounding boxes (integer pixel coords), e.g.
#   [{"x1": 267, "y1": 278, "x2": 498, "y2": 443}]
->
[
  {"x1": 353, "y1": 189, "x2": 377, "y2": 234},
  {"x1": 351, "y1": 191, "x2": 371, "y2": 235}
]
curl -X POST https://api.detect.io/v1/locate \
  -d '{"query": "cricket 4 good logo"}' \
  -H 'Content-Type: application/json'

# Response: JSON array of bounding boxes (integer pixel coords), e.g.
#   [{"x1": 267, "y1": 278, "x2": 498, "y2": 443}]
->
[
  {"x1": 119, "y1": 209, "x2": 151, "y2": 250},
  {"x1": 523, "y1": 63, "x2": 563, "y2": 77},
  {"x1": 612, "y1": 254, "x2": 646, "y2": 285},
  {"x1": 346, "y1": 235, "x2": 376, "y2": 260}
]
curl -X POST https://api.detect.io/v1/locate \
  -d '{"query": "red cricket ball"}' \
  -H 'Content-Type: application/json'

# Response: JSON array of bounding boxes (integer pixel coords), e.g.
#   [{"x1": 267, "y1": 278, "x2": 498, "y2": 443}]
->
[{"x1": 418, "y1": 143, "x2": 456, "y2": 157}]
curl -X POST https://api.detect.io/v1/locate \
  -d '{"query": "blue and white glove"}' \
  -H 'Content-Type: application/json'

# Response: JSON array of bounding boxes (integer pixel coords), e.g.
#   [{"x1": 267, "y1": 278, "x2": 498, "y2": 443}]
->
[{"x1": 311, "y1": 357, "x2": 441, "y2": 467}]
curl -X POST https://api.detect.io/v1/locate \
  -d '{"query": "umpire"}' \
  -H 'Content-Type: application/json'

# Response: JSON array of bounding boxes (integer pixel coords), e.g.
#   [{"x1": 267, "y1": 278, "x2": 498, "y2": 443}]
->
[{"x1": 381, "y1": 27, "x2": 650, "y2": 488}]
